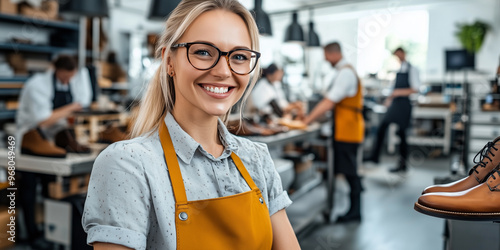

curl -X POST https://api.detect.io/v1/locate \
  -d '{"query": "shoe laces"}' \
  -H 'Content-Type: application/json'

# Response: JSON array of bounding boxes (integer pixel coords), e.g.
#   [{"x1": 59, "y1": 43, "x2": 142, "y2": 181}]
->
[
  {"x1": 470, "y1": 141, "x2": 497, "y2": 175},
  {"x1": 491, "y1": 169, "x2": 500, "y2": 180}
]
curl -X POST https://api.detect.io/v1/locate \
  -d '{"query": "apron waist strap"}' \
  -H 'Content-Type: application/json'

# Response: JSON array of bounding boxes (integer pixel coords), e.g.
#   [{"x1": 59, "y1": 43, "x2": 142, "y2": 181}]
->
[{"x1": 337, "y1": 103, "x2": 363, "y2": 113}]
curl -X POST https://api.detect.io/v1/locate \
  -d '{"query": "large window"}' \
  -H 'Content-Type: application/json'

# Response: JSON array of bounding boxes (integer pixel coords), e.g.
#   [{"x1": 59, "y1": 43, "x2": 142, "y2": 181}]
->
[{"x1": 356, "y1": 10, "x2": 429, "y2": 81}]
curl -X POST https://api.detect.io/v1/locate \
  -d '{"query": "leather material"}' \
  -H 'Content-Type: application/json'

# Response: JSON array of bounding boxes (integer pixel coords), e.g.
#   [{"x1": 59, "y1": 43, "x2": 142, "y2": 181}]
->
[
  {"x1": 98, "y1": 126, "x2": 127, "y2": 144},
  {"x1": 416, "y1": 165, "x2": 500, "y2": 217},
  {"x1": 423, "y1": 136, "x2": 500, "y2": 194},
  {"x1": 21, "y1": 128, "x2": 66, "y2": 158},
  {"x1": 159, "y1": 122, "x2": 273, "y2": 249},
  {"x1": 55, "y1": 128, "x2": 91, "y2": 153}
]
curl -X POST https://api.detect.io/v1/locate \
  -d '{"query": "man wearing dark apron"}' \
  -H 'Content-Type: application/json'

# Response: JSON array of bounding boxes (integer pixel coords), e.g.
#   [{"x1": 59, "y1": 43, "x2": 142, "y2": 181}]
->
[
  {"x1": 364, "y1": 47, "x2": 420, "y2": 173},
  {"x1": 16, "y1": 55, "x2": 90, "y2": 246}
]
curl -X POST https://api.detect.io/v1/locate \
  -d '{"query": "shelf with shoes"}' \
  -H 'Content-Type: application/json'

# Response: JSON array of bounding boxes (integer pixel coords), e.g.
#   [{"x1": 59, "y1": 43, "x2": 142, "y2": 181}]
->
[
  {"x1": 0, "y1": 11, "x2": 81, "y2": 125},
  {"x1": 0, "y1": 13, "x2": 79, "y2": 30},
  {"x1": 0, "y1": 76, "x2": 26, "y2": 120},
  {"x1": 0, "y1": 110, "x2": 16, "y2": 120},
  {"x1": 0, "y1": 42, "x2": 78, "y2": 54}
]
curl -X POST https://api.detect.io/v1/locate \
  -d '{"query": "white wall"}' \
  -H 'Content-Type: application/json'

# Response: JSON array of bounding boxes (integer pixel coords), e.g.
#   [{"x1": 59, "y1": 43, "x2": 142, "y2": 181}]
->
[
  {"x1": 265, "y1": 0, "x2": 500, "y2": 84},
  {"x1": 426, "y1": 0, "x2": 500, "y2": 81},
  {"x1": 107, "y1": 7, "x2": 164, "y2": 62}
]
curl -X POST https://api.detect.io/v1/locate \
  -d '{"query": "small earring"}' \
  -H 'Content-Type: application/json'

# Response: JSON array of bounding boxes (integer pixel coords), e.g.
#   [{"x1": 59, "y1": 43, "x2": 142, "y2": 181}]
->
[{"x1": 169, "y1": 71, "x2": 175, "y2": 77}]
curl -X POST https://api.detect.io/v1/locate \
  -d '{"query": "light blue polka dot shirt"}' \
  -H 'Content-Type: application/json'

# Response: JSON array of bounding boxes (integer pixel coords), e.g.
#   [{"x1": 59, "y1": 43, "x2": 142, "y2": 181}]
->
[{"x1": 82, "y1": 113, "x2": 292, "y2": 249}]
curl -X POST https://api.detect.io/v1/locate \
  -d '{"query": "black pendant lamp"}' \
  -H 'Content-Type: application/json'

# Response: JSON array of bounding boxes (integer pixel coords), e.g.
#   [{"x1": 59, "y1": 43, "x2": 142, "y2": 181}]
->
[
  {"x1": 307, "y1": 22, "x2": 320, "y2": 47},
  {"x1": 59, "y1": 0, "x2": 109, "y2": 17},
  {"x1": 148, "y1": 0, "x2": 182, "y2": 20},
  {"x1": 307, "y1": 9, "x2": 320, "y2": 47},
  {"x1": 251, "y1": 0, "x2": 272, "y2": 36},
  {"x1": 284, "y1": 12, "x2": 304, "y2": 42}
]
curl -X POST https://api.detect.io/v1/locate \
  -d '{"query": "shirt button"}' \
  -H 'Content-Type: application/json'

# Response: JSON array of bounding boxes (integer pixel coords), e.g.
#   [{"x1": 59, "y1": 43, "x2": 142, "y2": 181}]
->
[{"x1": 179, "y1": 212, "x2": 188, "y2": 221}]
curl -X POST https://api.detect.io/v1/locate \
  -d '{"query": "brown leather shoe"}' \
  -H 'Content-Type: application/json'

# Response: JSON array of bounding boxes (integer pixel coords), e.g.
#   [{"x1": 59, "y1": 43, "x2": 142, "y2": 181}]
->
[
  {"x1": 21, "y1": 128, "x2": 66, "y2": 158},
  {"x1": 415, "y1": 164, "x2": 500, "y2": 221},
  {"x1": 98, "y1": 126, "x2": 127, "y2": 144},
  {"x1": 422, "y1": 136, "x2": 500, "y2": 194},
  {"x1": 55, "y1": 128, "x2": 91, "y2": 154}
]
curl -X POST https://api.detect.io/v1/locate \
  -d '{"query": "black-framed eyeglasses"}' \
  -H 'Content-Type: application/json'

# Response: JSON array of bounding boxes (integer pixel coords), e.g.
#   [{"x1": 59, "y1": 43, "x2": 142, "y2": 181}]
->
[{"x1": 171, "y1": 42, "x2": 261, "y2": 75}]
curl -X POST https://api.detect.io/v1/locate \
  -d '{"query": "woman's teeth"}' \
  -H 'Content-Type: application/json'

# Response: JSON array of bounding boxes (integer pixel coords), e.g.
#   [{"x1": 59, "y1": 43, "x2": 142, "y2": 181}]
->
[{"x1": 204, "y1": 86, "x2": 229, "y2": 94}]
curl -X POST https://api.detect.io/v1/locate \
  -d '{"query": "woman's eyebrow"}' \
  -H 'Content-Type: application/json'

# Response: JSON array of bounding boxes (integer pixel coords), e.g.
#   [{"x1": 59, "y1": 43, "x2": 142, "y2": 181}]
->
[
  {"x1": 190, "y1": 40, "x2": 251, "y2": 50},
  {"x1": 231, "y1": 45, "x2": 251, "y2": 50}
]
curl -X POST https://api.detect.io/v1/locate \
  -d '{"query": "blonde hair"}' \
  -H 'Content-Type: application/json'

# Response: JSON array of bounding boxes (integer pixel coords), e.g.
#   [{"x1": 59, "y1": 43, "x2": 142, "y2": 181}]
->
[{"x1": 130, "y1": 0, "x2": 261, "y2": 138}]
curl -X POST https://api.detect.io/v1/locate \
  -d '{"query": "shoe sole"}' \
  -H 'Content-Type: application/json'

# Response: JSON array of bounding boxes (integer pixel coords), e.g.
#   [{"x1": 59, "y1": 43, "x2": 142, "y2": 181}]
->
[
  {"x1": 414, "y1": 202, "x2": 500, "y2": 221},
  {"x1": 21, "y1": 148, "x2": 66, "y2": 158}
]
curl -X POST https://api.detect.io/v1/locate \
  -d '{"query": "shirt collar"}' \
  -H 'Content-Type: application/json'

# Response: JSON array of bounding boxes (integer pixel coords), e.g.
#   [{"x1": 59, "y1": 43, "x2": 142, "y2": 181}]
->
[
  {"x1": 335, "y1": 58, "x2": 348, "y2": 70},
  {"x1": 400, "y1": 61, "x2": 410, "y2": 72},
  {"x1": 163, "y1": 112, "x2": 238, "y2": 164}
]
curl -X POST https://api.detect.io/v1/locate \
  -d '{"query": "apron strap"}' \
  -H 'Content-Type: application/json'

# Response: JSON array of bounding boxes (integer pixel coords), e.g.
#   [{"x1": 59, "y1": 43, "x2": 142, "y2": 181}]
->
[
  {"x1": 229, "y1": 152, "x2": 259, "y2": 192},
  {"x1": 159, "y1": 121, "x2": 189, "y2": 204}
]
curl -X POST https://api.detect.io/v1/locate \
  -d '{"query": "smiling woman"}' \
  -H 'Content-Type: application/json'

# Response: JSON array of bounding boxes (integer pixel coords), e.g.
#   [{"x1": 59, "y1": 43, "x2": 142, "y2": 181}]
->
[{"x1": 81, "y1": 0, "x2": 300, "y2": 249}]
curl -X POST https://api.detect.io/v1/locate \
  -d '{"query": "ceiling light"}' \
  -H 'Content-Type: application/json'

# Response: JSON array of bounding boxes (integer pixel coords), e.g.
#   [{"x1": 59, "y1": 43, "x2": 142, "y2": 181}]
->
[
  {"x1": 284, "y1": 12, "x2": 304, "y2": 42},
  {"x1": 148, "y1": 0, "x2": 182, "y2": 20},
  {"x1": 251, "y1": 0, "x2": 272, "y2": 36},
  {"x1": 307, "y1": 9, "x2": 320, "y2": 47},
  {"x1": 59, "y1": 0, "x2": 109, "y2": 17}
]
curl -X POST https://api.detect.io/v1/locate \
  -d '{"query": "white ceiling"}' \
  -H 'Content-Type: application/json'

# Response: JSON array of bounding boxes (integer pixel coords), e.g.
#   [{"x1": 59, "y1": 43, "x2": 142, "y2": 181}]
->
[{"x1": 115, "y1": 0, "x2": 356, "y2": 16}]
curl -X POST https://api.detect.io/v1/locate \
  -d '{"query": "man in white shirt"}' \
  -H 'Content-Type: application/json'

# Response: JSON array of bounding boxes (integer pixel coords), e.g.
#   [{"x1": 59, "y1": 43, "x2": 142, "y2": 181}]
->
[
  {"x1": 364, "y1": 47, "x2": 421, "y2": 172},
  {"x1": 16, "y1": 55, "x2": 93, "y2": 245},
  {"x1": 303, "y1": 42, "x2": 364, "y2": 222},
  {"x1": 16, "y1": 55, "x2": 92, "y2": 157}
]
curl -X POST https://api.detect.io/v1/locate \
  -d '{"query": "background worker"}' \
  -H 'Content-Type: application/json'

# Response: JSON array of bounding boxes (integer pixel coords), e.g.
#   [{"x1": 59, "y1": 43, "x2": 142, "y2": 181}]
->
[
  {"x1": 16, "y1": 55, "x2": 92, "y2": 157},
  {"x1": 364, "y1": 47, "x2": 421, "y2": 173},
  {"x1": 303, "y1": 42, "x2": 364, "y2": 222},
  {"x1": 251, "y1": 63, "x2": 304, "y2": 122},
  {"x1": 15, "y1": 54, "x2": 92, "y2": 246}
]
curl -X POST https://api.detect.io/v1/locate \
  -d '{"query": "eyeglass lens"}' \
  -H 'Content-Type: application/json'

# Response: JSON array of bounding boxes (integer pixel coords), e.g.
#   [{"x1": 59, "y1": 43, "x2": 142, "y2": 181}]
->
[{"x1": 187, "y1": 43, "x2": 258, "y2": 75}]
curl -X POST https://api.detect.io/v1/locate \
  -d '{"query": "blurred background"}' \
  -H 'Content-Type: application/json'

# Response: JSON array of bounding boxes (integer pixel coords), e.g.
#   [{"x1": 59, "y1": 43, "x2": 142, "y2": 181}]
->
[{"x1": 0, "y1": 0, "x2": 499, "y2": 249}]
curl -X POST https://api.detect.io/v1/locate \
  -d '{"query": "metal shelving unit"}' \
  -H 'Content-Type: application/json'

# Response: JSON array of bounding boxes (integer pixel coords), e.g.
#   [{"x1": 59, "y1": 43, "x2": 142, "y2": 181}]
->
[
  {"x1": 0, "y1": 14, "x2": 80, "y2": 123},
  {"x1": 0, "y1": 13, "x2": 78, "y2": 30},
  {"x1": 0, "y1": 76, "x2": 29, "y2": 82},
  {"x1": 0, "y1": 110, "x2": 16, "y2": 120},
  {"x1": 0, "y1": 43, "x2": 77, "y2": 54},
  {"x1": 387, "y1": 106, "x2": 453, "y2": 155}
]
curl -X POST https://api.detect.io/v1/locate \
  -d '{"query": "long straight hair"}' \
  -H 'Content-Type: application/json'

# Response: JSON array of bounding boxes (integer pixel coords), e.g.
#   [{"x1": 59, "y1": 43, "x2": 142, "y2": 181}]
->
[{"x1": 130, "y1": 0, "x2": 261, "y2": 138}]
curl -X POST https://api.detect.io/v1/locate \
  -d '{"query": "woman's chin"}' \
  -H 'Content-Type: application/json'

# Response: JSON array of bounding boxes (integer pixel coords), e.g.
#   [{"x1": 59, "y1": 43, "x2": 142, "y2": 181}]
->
[
  {"x1": 210, "y1": 110, "x2": 229, "y2": 117},
  {"x1": 204, "y1": 107, "x2": 231, "y2": 118}
]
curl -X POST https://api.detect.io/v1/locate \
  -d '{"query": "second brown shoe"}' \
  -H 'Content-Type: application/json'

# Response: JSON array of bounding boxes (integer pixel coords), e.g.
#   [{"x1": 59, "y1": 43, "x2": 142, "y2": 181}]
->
[
  {"x1": 21, "y1": 128, "x2": 66, "y2": 158},
  {"x1": 55, "y1": 128, "x2": 91, "y2": 154},
  {"x1": 415, "y1": 163, "x2": 500, "y2": 221},
  {"x1": 98, "y1": 126, "x2": 127, "y2": 144},
  {"x1": 422, "y1": 136, "x2": 500, "y2": 194}
]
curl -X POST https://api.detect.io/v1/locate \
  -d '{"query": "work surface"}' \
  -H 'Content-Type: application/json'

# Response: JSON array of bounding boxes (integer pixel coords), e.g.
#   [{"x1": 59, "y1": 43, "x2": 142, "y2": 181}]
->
[{"x1": 0, "y1": 124, "x2": 323, "y2": 176}]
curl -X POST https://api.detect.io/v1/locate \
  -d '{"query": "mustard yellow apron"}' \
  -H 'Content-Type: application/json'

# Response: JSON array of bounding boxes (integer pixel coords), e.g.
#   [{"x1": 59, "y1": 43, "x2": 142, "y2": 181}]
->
[{"x1": 159, "y1": 122, "x2": 273, "y2": 249}]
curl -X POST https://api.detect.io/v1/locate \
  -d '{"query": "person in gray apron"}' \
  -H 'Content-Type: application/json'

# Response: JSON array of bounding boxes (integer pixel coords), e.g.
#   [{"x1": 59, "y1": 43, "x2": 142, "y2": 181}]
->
[{"x1": 364, "y1": 47, "x2": 420, "y2": 173}]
